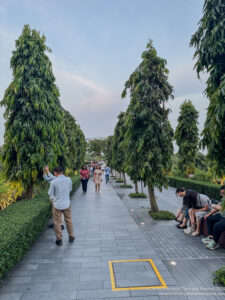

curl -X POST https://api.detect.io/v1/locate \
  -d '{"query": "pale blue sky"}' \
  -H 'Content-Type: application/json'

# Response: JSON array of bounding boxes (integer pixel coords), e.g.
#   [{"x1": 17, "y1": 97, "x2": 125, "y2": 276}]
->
[{"x1": 0, "y1": 0, "x2": 207, "y2": 144}]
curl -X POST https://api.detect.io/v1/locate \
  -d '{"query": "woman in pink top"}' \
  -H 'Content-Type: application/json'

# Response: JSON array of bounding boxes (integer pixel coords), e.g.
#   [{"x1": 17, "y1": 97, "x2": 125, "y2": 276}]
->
[
  {"x1": 80, "y1": 165, "x2": 90, "y2": 193},
  {"x1": 93, "y1": 165, "x2": 102, "y2": 193}
]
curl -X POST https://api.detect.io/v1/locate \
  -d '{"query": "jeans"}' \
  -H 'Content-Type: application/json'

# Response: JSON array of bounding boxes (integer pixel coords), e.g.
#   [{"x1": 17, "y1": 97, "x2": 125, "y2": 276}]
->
[
  {"x1": 105, "y1": 174, "x2": 109, "y2": 183},
  {"x1": 206, "y1": 214, "x2": 225, "y2": 243},
  {"x1": 81, "y1": 179, "x2": 89, "y2": 192}
]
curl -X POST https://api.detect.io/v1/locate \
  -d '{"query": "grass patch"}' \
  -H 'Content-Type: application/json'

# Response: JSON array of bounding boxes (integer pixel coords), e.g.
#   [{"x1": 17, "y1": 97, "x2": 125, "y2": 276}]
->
[
  {"x1": 0, "y1": 175, "x2": 80, "y2": 280},
  {"x1": 129, "y1": 193, "x2": 147, "y2": 198},
  {"x1": 213, "y1": 266, "x2": 225, "y2": 286},
  {"x1": 120, "y1": 184, "x2": 133, "y2": 188},
  {"x1": 116, "y1": 180, "x2": 124, "y2": 183},
  {"x1": 149, "y1": 210, "x2": 175, "y2": 220}
]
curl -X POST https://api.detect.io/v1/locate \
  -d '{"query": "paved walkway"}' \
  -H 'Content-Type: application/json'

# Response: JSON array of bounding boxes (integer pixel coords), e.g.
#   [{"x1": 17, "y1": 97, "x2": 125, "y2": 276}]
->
[{"x1": 0, "y1": 179, "x2": 225, "y2": 299}]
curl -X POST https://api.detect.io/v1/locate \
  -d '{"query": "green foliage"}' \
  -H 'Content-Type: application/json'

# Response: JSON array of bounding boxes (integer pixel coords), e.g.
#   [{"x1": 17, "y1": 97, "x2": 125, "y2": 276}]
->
[
  {"x1": 0, "y1": 25, "x2": 67, "y2": 193},
  {"x1": 213, "y1": 266, "x2": 225, "y2": 286},
  {"x1": 112, "y1": 112, "x2": 127, "y2": 174},
  {"x1": 190, "y1": 0, "x2": 225, "y2": 177},
  {"x1": 105, "y1": 136, "x2": 113, "y2": 166},
  {"x1": 116, "y1": 179, "x2": 124, "y2": 183},
  {"x1": 192, "y1": 169, "x2": 211, "y2": 182},
  {"x1": 0, "y1": 175, "x2": 80, "y2": 280},
  {"x1": 129, "y1": 193, "x2": 147, "y2": 198},
  {"x1": 195, "y1": 152, "x2": 208, "y2": 171},
  {"x1": 87, "y1": 138, "x2": 106, "y2": 157},
  {"x1": 174, "y1": 100, "x2": 199, "y2": 175},
  {"x1": 74, "y1": 126, "x2": 86, "y2": 170},
  {"x1": 120, "y1": 184, "x2": 133, "y2": 188},
  {"x1": 63, "y1": 109, "x2": 78, "y2": 170},
  {"x1": 167, "y1": 176, "x2": 221, "y2": 200},
  {"x1": 149, "y1": 210, "x2": 175, "y2": 220},
  {"x1": 122, "y1": 40, "x2": 174, "y2": 212}
]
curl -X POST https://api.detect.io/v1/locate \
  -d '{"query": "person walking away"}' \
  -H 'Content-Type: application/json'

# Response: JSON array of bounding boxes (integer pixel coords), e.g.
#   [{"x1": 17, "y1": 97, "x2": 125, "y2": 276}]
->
[
  {"x1": 93, "y1": 165, "x2": 102, "y2": 193},
  {"x1": 43, "y1": 166, "x2": 65, "y2": 230},
  {"x1": 105, "y1": 165, "x2": 111, "y2": 183},
  {"x1": 80, "y1": 165, "x2": 90, "y2": 193},
  {"x1": 48, "y1": 166, "x2": 75, "y2": 246}
]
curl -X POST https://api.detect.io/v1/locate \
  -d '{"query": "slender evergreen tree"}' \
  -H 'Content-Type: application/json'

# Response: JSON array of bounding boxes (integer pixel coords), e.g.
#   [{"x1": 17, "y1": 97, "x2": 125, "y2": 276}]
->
[
  {"x1": 105, "y1": 135, "x2": 113, "y2": 166},
  {"x1": 0, "y1": 25, "x2": 67, "y2": 197},
  {"x1": 174, "y1": 100, "x2": 199, "y2": 176},
  {"x1": 112, "y1": 112, "x2": 127, "y2": 183},
  {"x1": 122, "y1": 40, "x2": 174, "y2": 212},
  {"x1": 74, "y1": 126, "x2": 86, "y2": 170},
  {"x1": 190, "y1": 0, "x2": 225, "y2": 177}
]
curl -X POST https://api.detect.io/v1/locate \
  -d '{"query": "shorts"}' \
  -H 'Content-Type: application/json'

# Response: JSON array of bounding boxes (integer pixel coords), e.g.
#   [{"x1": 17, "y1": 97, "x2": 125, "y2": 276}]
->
[{"x1": 195, "y1": 210, "x2": 210, "y2": 220}]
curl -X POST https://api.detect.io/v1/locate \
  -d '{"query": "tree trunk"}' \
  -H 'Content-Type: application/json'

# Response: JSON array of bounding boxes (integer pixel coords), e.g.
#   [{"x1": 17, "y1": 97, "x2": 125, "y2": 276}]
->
[
  {"x1": 147, "y1": 184, "x2": 159, "y2": 212},
  {"x1": 135, "y1": 182, "x2": 138, "y2": 194},
  {"x1": 119, "y1": 173, "x2": 122, "y2": 181},
  {"x1": 25, "y1": 184, "x2": 33, "y2": 199},
  {"x1": 141, "y1": 180, "x2": 144, "y2": 194},
  {"x1": 123, "y1": 172, "x2": 127, "y2": 185}
]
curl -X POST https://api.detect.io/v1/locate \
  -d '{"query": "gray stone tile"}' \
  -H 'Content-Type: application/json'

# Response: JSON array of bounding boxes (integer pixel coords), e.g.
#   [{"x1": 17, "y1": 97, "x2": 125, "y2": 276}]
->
[
  {"x1": 20, "y1": 291, "x2": 77, "y2": 300},
  {"x1": 0, "y1": 293, "x2": 22, "y2": 300},
  {"x1": 76, "y1": 289, "x2": 130, "y2": 299}
]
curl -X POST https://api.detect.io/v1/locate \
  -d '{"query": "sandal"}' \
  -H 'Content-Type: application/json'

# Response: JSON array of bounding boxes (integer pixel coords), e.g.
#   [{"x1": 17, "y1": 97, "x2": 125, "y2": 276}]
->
[
  {"x1": 174, "y1": 217, "x2": 182, "y2": 223},
  {"x1": 176, "y1": 224, "x2": 187, "y2": 229}
]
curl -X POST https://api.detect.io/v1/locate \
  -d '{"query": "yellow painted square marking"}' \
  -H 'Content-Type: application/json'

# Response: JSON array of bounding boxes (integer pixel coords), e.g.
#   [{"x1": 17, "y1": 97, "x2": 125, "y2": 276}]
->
[{"x1": 108, "y1": 259, "x2": 168, "y2": 291}]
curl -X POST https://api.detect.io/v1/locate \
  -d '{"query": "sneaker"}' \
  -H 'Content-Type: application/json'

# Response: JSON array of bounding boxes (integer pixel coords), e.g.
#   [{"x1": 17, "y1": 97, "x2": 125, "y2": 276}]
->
[
  {"x1": 55, "y1": 239, "x2": 62, "y2": 246},
  {"x1": 202, "y1": 236, "x2": 212, "y2": 244},
  {"x1": 184, "y1": 226, "x2": 195, "y2": 235},
  {"x1": 69, "y1": 236, "x2": 75, "y2": 243},
  {"x1": 61, "y1": 224, "x2": 64, "y2": 230},
  {"x1": 191, "y1": 231, "x2": 200, "y2": 237},
  {"x1": 206, "y1": 240, "x2": 219, "y2": 250}
]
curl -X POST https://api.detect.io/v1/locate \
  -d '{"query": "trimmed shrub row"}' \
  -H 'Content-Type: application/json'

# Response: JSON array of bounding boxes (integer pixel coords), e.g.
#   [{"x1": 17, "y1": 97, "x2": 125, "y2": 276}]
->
[
  {"x1": 167, "y1": 176, "x2": 221, "y2": 200},
  {"x1": 149, "y1": 210, "x2": 175, "y2": 220},
  {"x1": 0, "y1": 175, "x2": 80, "y2": 280}
]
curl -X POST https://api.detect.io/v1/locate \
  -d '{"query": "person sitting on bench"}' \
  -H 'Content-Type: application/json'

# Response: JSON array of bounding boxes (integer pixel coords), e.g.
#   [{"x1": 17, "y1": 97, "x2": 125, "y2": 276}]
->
[{"x1": 202, "y1": 185, "x2": 225, "y2": 250}]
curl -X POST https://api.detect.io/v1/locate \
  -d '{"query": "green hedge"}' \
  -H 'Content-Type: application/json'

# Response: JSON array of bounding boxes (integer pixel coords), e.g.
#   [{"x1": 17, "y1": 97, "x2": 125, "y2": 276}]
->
[
  {"x1": 149, "y1": 210, "x2": 175, "y2": 220},
  {"x1": 167, "y1": 176, "x2": 221, "y2": 200},
  {"x1": 0, "y1": 175, "x2": 80, "y2": 280}
]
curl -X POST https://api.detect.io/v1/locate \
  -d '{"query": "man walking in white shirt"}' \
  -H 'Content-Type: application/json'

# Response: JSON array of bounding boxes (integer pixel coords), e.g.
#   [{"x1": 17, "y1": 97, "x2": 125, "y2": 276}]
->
[{"x1": 48, "y1": 166, "x2": 75, "y2": 246}]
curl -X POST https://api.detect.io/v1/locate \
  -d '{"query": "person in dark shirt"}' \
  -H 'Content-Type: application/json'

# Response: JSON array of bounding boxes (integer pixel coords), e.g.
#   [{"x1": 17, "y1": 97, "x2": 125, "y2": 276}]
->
[{"x1": 176, "y1": 188, "x2": 199, "y2": 232}]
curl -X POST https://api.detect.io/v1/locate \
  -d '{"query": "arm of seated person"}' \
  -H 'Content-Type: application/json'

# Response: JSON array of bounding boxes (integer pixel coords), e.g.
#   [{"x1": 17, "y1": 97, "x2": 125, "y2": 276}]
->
[{"x1": 204, "y1": 208, "x2": 217, "y2": 219}]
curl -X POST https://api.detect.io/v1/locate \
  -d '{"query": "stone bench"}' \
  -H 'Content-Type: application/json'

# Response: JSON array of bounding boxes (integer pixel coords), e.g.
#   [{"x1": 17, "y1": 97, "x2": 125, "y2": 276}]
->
[{"x1": 201, "y1": 218, "x2": 225, "y2": 249}]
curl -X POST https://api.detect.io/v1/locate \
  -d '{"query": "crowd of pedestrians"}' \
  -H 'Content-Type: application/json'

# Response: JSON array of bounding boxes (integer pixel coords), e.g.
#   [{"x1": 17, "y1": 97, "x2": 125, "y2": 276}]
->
[
  {"x1": 43, "y1": 162, "x2": 224, "y2": 251},
  {"x1": 175, "y1": 185, "x2": 225, "y2": 250}
]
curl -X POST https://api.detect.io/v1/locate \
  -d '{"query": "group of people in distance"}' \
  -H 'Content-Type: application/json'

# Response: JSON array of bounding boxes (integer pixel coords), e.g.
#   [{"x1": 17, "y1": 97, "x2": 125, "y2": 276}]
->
[
  {"x1": 80, "y1": 163, "x2": 111, "y2": 194},
  {"x1": 175, "y1": 185, "x2": 225, "y2": 250},
  {"x1": 43, "y1": 163, "x2": 111, "y2": 246}
]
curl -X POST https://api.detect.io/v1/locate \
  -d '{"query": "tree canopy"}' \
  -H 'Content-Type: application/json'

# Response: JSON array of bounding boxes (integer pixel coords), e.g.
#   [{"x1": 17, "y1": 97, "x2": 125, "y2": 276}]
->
[
  {"x1": 190, "y1": 0, "x2": 225, "y2": 177},
  {"x1": 174, "y1": 100, "x2": 199, "y2": 176},
  {"x1": 122, "y1": 40, "x2": 174, "y2": 211}
]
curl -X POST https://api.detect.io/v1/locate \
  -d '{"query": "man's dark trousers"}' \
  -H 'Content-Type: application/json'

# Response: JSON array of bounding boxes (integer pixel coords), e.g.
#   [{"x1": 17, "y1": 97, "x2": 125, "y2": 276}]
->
[{"x1": 207, "y1": 214, "x2": 225, "y2": 243}]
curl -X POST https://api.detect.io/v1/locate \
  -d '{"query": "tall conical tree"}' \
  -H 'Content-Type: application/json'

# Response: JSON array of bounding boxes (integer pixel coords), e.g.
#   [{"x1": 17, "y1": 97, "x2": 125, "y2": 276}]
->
[
  {"x1": 122, "y1": 40, "x2": 174, "y2": 212},
  {"x1": 174, "y1": 100, "x2": 199, "y2": 176},
  {"x1": 0, "y1": 25, "x2": 67, "y2": 197},
  {"x1": 190, "y1": 0, "x2": 225, "y2": 177},
  {"x1": 63, "y1": 109, "x2": 79, "y2": 170},
  {"x1": 74, "y1": 126, "x2": 86, "y2": 170},
  {"x1": 112, "y1": 112, "x2": 127, "y2": 183}
]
